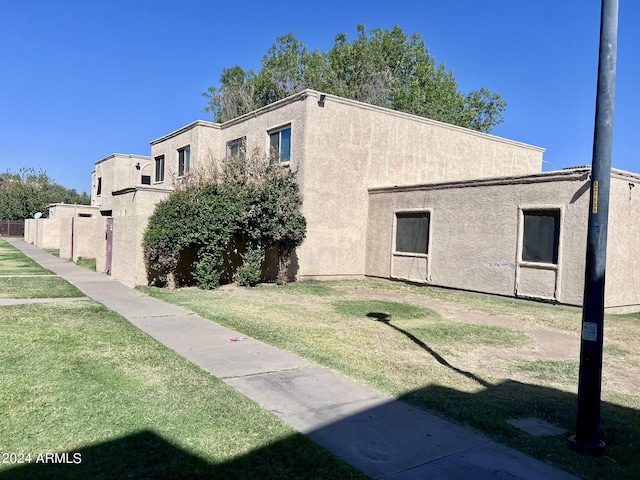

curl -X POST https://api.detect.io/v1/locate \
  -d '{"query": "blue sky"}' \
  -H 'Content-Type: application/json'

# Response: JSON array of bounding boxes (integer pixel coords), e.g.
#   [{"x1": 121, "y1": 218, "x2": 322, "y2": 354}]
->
[{"x1": 0, "y1": 1, "x2": 637, "y2": 194}]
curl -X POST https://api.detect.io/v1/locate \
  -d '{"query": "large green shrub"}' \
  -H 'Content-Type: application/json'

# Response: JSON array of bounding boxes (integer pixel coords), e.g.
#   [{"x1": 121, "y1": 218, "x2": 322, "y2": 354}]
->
[{"x1": 143, "y1": 149, "x2": 306, "y2": 289}]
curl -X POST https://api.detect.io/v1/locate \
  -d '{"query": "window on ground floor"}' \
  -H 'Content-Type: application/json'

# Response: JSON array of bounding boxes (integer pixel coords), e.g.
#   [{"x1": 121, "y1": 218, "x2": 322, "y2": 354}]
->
[
  {"x1": 395, "y1": 211, "x2": 430, "y2": 255},
  {"x1": 522, "y1": 209, "x2": 560, "y2": 264}
]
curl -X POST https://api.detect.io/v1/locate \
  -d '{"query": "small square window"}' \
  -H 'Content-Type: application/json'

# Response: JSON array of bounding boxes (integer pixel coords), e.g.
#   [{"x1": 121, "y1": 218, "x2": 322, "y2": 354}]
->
[
  {"x1": 395, "y1": 212, "x2": 430, "y2": 255},
  {"x1": 141, "y1": 175, "x2": 151, "y2": 185},
  {"x1": 522, "y1": 210, "x2": 560, "y2": 264},
  {"x1": 269, "y1": 126, "x2": 291, "y2": 163},
  {"x1": 178, "y1": 147, "x2": 190, "y2": 177},
  {"x1": 154, "y1": 155, "x2": 165, "y2": 182},
  {"x1": 227, "y1": 137, "x2": 246, "y2": 159}
]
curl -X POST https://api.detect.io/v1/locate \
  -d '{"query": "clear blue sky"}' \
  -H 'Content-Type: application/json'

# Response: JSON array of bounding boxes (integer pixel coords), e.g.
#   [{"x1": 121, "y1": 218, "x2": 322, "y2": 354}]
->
[{"x1": 0, "y1": 1, "x2": 637, "y2": 194}]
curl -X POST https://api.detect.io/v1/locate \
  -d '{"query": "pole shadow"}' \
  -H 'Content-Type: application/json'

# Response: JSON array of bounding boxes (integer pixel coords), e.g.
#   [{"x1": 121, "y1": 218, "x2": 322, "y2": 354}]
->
[{"x1": 366, "y1": 312, "x2": 491, "y2": 388}]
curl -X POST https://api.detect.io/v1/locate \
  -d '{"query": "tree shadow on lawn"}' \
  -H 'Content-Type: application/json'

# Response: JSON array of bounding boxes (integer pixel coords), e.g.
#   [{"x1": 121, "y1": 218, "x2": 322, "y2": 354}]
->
[
  {"x1": 0, "y1": 429, "x2": 366, "y2": 480},
  {"x1": 368, "y1": 311, "x2": 640, "y2": 479}
]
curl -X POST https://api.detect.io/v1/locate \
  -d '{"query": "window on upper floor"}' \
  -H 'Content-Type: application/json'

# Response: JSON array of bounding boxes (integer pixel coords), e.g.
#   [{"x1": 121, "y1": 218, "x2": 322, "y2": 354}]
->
[
  {"x1": 178, "y1": 146, "x2": 190, "y2": 177},
  {"x1": 141, "y1": 175, "x2": 151, "y2": 185},
  {"x1": 96, "y1": 177, "x2": 102, "y2": 196},
  {"x1": 522, "y1": 209, "x2": 560, "y2": 264},
  {"x1": 154, "y1": 155, "x2": 165, "y2": 182},
  {"x1": 227, "y1": 137, "x2": 246, "y2": 159},
  {"x1": 395, "y1": 212, "x2": 430, "y2": 255},
  {"x1": 269, "y1": 126, "x2": 291, "y2": 163}
]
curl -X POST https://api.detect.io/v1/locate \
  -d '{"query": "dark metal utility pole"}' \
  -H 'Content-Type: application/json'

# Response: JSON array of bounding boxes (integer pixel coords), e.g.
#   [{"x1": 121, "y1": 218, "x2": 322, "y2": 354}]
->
[{"x1": 568, "y1": 0, "x2": 618, "y2": 456}]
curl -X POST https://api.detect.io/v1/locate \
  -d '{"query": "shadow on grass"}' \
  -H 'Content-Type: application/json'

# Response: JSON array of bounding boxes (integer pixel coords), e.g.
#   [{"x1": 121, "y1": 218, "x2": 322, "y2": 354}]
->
[
  {"x1": 366, "y1": 311, "x2": 640, "y2": 479},
  {"x1": 367, "y1": 312, "x2": 491, "y2": 388},
  {"x1": 2, "y1": 384, "x2": 638, "y2": 479},
  {"x1": 399, "y1": 380, "x2": 640, "y2": 480},
  {"x1": 0, "y1": 430, "x2": 366, "y2": 480}
]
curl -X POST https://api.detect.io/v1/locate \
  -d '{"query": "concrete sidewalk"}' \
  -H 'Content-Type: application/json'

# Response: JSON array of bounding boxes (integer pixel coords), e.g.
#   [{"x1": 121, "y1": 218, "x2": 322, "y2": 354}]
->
[{"x1": 5, "y1": 238, "x2": 578, "y2": 480}]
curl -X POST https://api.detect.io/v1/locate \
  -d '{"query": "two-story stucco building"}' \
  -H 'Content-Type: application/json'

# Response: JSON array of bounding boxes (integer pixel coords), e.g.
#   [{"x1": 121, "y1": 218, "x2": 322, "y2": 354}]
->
[
  {"x1": 144, "y1": 89, "x2": 543, "y2": 282},
  {"x1": 32, "y1": 89, "x2": 640, "y2": 312}
]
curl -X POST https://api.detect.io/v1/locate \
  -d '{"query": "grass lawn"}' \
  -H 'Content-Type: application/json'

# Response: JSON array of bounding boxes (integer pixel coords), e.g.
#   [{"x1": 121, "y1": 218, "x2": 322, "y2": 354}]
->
[
  {"x1": 139, "y1": 280, "x2": 640, "y2": 480},
  {"x1": 0, "y1": 301, "x2": 367, "y2": 479},
  {"x1": 0, "y1": 276, "x2": 85, "y2": 299},
  {"x1": 0, "y1": 240, "x2": 52, "y2": 276},
  {"x1": 75, "y1": 257, "x2": 96, "y2": 271}
]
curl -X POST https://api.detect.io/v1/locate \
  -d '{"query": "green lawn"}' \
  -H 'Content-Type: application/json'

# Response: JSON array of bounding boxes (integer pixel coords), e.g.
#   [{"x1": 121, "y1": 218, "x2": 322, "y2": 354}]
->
[
  {"x1": 0, "y1": 276, "x2": 85, "y2": 299},
  {"x1": 75, "y1": 257, "x2": 96, "y2": 271},
  {"x1": 0, "y1": 301, "x2": 367, "y2": 479},
  {"x1": 0, "y1": 240, "x2": 52, "y2": 275},
  {"x1": 139, "y1": 280, "x2": 640, "y2": 480}
]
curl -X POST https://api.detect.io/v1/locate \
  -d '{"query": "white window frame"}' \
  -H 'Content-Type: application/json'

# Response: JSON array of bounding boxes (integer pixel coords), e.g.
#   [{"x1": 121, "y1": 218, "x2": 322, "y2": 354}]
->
[
  {"x1": 518, "y1": 207, "x2": 562, "y2": 266},
  {"x1": 226, "y1": 137, "x2": 246, "y2": 159},
  {"x1": 393, "y1": 209, "x2": 432, "y2": 258},
  {"x1": 268, "y1": 125, "x2": 291, "y2": 164}
]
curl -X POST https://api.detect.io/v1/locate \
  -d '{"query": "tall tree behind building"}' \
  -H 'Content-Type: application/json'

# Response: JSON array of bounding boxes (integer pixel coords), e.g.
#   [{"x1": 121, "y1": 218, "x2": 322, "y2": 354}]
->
[
  {"x1": 204, "y1": 25, "x2": 506, "y2": 133},
  {"x1": 0, "y1": 168, "x2": 90, "y2": 220}
]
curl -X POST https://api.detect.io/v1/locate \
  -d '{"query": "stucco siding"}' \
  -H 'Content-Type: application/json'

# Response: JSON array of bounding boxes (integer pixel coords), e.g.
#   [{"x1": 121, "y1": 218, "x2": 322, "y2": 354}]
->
[
  {"x1": 109, "y1": 215, "x2": 150, "y2": 287},
  {"x1": 301, "y1": 91, "x2": 544, "y2": 279},
  {"x1": 150, "y1": 121, "x2": 221, "y2": 187},
  {"x1": 604, "y1": 174, "x2": 640, "y2": 312},
  {"x1": 367, "y1": 171, "x2": 592, "y2": 305},
  {"x1": 72, "y1": 217, "x2": 99, "y2": 262},
  {"x1": 92, "y1": 154, "x2": 152, "y2": 211}
]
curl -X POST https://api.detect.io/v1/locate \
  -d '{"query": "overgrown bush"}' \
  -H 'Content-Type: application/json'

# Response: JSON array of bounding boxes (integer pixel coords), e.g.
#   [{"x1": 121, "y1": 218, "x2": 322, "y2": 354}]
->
[{"x1": 143, "y1": 148, "x2": 306, "y2": 289}]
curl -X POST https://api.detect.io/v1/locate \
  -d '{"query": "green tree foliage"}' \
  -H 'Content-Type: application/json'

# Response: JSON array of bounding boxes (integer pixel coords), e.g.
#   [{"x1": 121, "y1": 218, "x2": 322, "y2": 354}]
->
[
  {"x1": 0, "y1": 168, "x2": 90, "y2": 220},
  {"x1": 143, "y1": 149, "x2": 306, "y2": 289},
  {"x1": 204, "y1": 25, "x2": 506, "y2": 132}
]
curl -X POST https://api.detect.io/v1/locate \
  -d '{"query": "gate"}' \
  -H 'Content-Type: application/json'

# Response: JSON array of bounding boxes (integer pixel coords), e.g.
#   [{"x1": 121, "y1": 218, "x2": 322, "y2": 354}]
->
[{"x1": 105, "y1": 218, "x2": 114, "y2": 275}]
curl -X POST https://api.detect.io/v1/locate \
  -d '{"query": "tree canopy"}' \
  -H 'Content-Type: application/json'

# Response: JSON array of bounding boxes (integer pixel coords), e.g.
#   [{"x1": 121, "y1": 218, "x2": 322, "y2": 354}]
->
[
  {"x1": 204, "y1": 25, "x2": 506, "y2": 133},
  {"x1": 0, "y1": 168, "x2": 90, "y2": 220}
]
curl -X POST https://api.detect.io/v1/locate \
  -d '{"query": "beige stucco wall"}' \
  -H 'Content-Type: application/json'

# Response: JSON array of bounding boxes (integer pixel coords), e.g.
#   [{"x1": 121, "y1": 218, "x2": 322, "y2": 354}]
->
[
  {"x1": 72, "y1": 217, "x2": 99, "y2": 262},
  {"x1": 297, "y1": 90, "x2": 544, "y2": 279},
  {"x1": 32, "y1": 218, "x2": 61, "y2": 250},
  {"x1": 603, "y1": 172, "x2": 640, "y2": 312},
  {"x1": 24, "y1": 219, "x2": 35, "y2": 244},
  {"x1": 92, "y1": 154, "x2": 153, "y2": 211},
  {"x1": 59, "y1": 217, "x2": 99, "y2": 261},
  {"x1": 109, "y1": 215, "x2": 150, "y2": 287},
  {"x1": 48, "y1": 204, "x2": 98, "y2": 219},
  {"x1": 97, "y1": 90, "x2": 547, "y2": 286},
  {"x1": 367, "y1": 170, "x2": 590, "y2": 305},
  {"x1": 59, "y1": 218, "x2": 73, "y2": 259},
  {"x1": 95, "y1": 216, "x2": 108, "y2": 274},
  {"x1": 109, "y1": 187, "x2": 172, "y2": 217},
  {"x1": 150, "y1": 121, "x2": 221, "y2": 187},
  {"x1": 367, "y1": 169, "x2": 640, "y2": 312}
]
